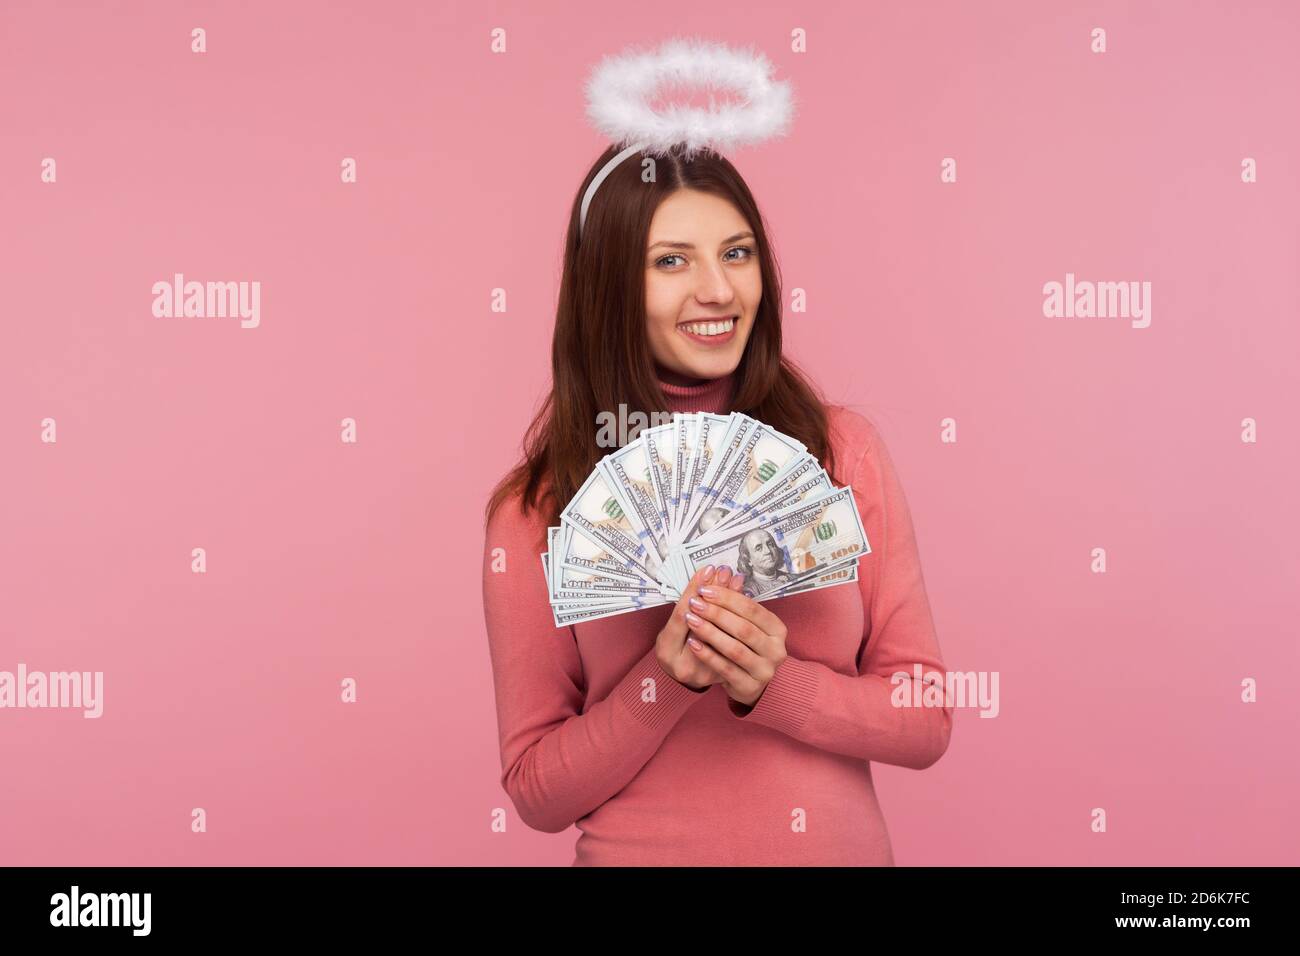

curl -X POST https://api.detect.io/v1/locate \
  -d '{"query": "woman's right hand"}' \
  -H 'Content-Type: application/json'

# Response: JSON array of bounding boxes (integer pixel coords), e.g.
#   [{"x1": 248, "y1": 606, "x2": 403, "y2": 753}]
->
[{"x1": 656, "y1": 564, "x2": 744, "y2": 691}]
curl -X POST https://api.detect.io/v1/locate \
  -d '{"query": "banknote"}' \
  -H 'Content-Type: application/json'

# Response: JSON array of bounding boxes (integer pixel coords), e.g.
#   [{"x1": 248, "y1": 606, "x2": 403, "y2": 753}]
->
[
  {"x1": 599, "y1": 443, "x2": 670, "y2": 565},
  {"x1": 677, "y1": 413, "x2": 757, "y2": 539},
  {"x1": 680, "y1": 485, "x2": 870, "y2": 599},
  {"x1": 672, "y1": 412, "x2": 728, "y2": 543},
  {"x1": 541, "y1": 412, "x2": 871, "y2": 626},
  {"x1": 560, "y1": 463, "x2": 663, "y2": 581},
  {"x1": 692, "y1": 459, "x2": 835, "y2": 546}
]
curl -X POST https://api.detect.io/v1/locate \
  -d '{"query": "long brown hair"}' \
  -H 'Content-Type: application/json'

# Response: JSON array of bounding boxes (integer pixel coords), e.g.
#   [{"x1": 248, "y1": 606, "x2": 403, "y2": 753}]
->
[{"x1": 484, "y1": 143, "x2": 838, "y2": 536}]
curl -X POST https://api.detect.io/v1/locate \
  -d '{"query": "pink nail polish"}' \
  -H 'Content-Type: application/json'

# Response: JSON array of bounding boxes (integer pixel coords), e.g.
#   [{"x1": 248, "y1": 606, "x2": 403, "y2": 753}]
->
[
  {"x1": 701, "y1": 565, "x2": 715, "y2": 582},
  {"x1": 732, "y1": 573, "x2": 745, "y2": 589},
  {"x1": 697, "y1": 586, "x2": 716, "y2": 598},
  {"x1": 688, "y1": 596, "x2": 707, "y2": 612},
  {"x1": 685, "y1": 611, "x2": 702, "y2": 625}
]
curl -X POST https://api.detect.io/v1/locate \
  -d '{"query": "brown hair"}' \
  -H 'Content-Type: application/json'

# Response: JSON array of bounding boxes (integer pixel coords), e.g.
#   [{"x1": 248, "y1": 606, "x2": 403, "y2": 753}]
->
[{"x1": 484, "y1": 143, "x2": 838, "y2": 537}]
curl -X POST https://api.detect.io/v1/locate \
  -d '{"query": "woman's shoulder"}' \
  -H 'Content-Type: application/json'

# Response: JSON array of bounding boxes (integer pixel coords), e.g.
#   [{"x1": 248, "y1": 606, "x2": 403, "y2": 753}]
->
[
  {"x1": 822, "y1": 403, "x2": 883, "y2": 475},
  {"x1": 483, "y1": 480, "x2": 555, "y2": 552}
]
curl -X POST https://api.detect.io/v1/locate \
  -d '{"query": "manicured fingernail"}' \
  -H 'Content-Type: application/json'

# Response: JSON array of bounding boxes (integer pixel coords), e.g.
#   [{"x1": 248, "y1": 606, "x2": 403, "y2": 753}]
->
[
  {"x1": 718, "y1": 565, "x2": 731, "y2": 575},
  {"x1": 685, "y1": 611, "x2": 702, "y2": 626},
  {"x1": 688, "y1": 596, "x2": 707, "y2": 612},
  {"x1": 697, "y1": 586, "x2": 716, "y2": 598},
  {"x1": 687, "y1": 637, "x2": 703, "y2": 650},
  {"x1": 731, "y1": 573, "x2": 745, "y2": 588},
  {"x1": 701, "y1": 565, "x2": 715, "y2": 582}
]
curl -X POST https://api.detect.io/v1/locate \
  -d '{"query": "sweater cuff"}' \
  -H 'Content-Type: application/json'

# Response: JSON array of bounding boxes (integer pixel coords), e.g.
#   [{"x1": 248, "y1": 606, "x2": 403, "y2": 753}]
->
[
  {"x1": 616, "y1": 647, "x2": 709, "y2": 732},
  {"x1": 728, "y1": 655, "x2": 821, "y2": 736}
]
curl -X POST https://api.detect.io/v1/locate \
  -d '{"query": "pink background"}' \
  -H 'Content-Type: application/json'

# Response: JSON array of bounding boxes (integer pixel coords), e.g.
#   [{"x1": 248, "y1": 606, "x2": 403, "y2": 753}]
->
[{"x1": 2, "y1": 0, "x2": 1297, "y2": 865}]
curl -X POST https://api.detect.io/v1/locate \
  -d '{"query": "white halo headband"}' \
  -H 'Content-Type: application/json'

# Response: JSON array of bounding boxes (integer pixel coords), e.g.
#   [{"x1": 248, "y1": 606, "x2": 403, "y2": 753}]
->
[{"x1": 579, "y1": 36, "x2": 795, "y2": 236}]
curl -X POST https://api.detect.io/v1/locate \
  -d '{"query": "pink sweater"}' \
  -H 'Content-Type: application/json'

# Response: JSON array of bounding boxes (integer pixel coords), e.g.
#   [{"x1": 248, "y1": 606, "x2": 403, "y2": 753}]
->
[{"x1": 481, "y1": 373, "x2": 953, "y2": 865}]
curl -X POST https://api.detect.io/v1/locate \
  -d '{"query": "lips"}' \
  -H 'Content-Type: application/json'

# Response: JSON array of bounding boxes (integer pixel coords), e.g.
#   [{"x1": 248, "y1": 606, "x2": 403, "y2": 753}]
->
[{"x1": 677, "y1": 314, "x2": 738, "y2": 346}]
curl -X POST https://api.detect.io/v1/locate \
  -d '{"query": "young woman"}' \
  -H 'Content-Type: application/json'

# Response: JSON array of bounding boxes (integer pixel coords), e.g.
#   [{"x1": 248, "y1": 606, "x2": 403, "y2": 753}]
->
[{"x1": 482, "y1": 143, "x2": 953, "y2": 866}]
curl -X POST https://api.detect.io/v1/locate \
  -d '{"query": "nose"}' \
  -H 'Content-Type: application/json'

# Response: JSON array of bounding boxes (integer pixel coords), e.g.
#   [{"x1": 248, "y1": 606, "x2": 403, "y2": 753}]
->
[{"x1": 694, "y1": 257, "x2": 737, "y2": 307}]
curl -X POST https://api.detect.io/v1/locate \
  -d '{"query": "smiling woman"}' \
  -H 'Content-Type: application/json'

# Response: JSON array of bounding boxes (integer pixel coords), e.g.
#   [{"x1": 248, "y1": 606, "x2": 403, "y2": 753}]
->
[{"x1": 480, "y1": 38, "x2": 952, "y2": 867}]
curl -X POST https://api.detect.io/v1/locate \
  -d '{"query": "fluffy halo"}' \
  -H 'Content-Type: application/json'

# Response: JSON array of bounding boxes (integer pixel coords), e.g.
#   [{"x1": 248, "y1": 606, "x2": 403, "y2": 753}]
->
[{"x1": 584, "y1": 36, "x2": 795, "y2": 161}]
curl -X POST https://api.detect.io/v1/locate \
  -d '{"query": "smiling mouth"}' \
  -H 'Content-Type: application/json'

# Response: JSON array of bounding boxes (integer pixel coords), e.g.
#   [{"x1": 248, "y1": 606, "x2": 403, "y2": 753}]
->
[{"x1": 677, "y1": 315, "x2": 738, "y2": 345}]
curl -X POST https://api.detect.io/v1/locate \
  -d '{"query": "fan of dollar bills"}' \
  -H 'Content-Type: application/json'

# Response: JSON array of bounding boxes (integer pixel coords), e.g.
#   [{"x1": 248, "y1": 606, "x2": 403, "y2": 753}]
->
[{"x1": 541, "y1": 411, "x2": 871, "y2": 628}]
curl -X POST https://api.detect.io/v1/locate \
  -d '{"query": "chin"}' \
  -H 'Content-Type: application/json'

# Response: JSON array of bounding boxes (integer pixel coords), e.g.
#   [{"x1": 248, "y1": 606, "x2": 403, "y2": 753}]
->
[
  {"x1": 662, "y1": 318, "x2": 751, "y2": 380},
  {"x1": 675, "y1": 355, "x2": 739, "y2": 380},
  {"x1": 673, "y1": 339, "x2": 747, "y2": 379}
]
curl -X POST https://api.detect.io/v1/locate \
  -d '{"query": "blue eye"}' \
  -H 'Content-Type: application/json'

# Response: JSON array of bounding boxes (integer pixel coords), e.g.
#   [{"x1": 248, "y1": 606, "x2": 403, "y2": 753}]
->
[{"x1": 654, "y1": 246, "x2": 754, "y2": 269}]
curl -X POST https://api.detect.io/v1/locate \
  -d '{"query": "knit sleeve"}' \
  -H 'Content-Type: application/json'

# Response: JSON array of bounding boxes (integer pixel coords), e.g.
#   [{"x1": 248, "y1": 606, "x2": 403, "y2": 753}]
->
[
  {"x1": 725, "y1": 415, "x2": 954, "y2": 769},
  {"x1": 482, "y1": 491, "x2": 707, "y2": 833}
]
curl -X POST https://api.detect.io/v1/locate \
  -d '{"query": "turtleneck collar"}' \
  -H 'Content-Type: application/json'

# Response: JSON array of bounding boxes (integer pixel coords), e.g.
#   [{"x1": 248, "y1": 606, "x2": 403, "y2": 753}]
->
[{"x1": 656, "y1": 368, "x2": 737, "y2": 415}]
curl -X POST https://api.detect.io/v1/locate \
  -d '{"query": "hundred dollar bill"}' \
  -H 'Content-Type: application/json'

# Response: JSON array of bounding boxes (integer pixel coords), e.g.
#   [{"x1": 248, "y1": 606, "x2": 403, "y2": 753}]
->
[
  {"x1": 666, "y1": 413, "x2": 701, "y2": 539},
  {"x1": 679, "y1": 428, "x2": 810, "y2": 548},
  {"x1": 692, "y1": 458, "x2": 835, "y2": 546},
  {"x1": 756, "y1": 555, "x2": 859, "y2": 601},
  {"x1": 560, "y1": 463, "x2": 662, "y2": 580},
  {"x1": 677, "y1": 413, "x2": 758, "y2": 541},
  {"x1": 543, "y1": 542, "x2": 670, "y2": 627},
  {"x1": 544, "y1": 535, "x2": 664, "y2": 603},
  {"x1": 681, "y1": 485, "x2": 869, "y2": 598},
  {"x1": 704, "y1": 420, "x2": 806, "y2": 521},
  {"x1": 552, "y1": 564, "x2": 665, "y2": 602},
  {"x1": 641, "y1": 422, "x2": 677, "y2": 547},
  {"x1": 551, "y1": 524, "x2": 652, "y2": 590},
  {"x1": 550, "y1": 593, "x2": 670, "y2": 628},
  {"x1": 672, "y1": 412, "x2": 728, "y2": 543},
  {"x1": 545, "y1": 551, "x2": 631, "y2": 604},
  {"x1": 551, "y1": 589, "x2": 666, "y2": 610},
  {"x1": 599, "y1": 445, "x2": 669, "y2": 566},
  {"x1": 669, "y1": 452, "x2": 825, "y2": 591}
]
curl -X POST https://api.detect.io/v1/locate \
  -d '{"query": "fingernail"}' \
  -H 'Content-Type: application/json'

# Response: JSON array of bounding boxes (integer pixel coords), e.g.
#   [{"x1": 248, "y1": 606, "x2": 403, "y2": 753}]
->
[
  {"x1": 688, "y1": 596, "x2": 707, "y2": 612},
  {"x1": 701, "y1": 565, "x2": 715, "y2": 582},
  {"x1": 718, "y1": 565, "x2": 731, "y2": 576},
  {"x1": 697, "y1": 586, "x2": 716, "y2": 598},
  {"x1": 685, "y1": 611, "x2": 702, "y2": 625},
  {"x1": 687, "y1": 637, "x2": 702, "y2": 650},
  {"x1": 731, "y1": 573, "x2": 745, "y2": 589}
]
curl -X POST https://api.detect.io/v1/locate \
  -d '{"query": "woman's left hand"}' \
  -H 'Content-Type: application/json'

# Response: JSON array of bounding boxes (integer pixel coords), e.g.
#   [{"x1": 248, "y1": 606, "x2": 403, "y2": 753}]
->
[{"x1": 683, "y1": 568, "x2": 789, "y2": 708}]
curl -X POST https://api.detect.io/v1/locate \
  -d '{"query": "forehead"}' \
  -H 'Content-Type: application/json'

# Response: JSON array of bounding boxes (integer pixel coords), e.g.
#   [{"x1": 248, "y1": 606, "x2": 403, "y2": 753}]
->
[{"x1": 647, "y1": 189, "x2": 750, "y2": 242}]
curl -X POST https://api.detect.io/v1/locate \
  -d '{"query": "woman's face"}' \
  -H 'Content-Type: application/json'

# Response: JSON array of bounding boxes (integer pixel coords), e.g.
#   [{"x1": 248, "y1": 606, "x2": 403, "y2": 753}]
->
[{"x1": 644, "y1": 189, "x2": 761, "y2": 382}]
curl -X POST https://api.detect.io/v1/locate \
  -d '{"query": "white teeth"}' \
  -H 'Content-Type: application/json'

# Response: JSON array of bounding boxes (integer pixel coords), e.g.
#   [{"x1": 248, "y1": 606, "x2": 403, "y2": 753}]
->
[{"x1": 682, "y1": 317, "x2": 734, "y2": 336}]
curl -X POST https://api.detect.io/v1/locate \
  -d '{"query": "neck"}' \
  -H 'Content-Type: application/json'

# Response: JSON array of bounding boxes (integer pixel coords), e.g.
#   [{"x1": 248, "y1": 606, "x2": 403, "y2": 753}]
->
[
  {"x1": 656, "y1": 364, "x2": 710, "y2": 387},
  {"x1": 655, "y1": 365, "x2": 736, "y2": 415}
]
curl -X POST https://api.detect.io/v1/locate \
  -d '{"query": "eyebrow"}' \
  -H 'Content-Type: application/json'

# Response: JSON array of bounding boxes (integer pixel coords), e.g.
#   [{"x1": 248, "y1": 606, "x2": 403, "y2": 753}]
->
[{"x1": 648, "y1": 231, "x2": 755, "y2": 252}]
